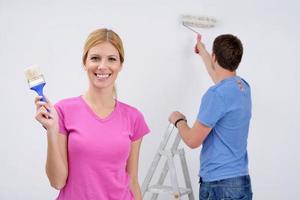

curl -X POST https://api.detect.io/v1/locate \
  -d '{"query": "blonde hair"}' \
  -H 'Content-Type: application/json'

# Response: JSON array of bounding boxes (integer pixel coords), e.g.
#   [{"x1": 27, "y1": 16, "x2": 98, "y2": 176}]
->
[{"x1": 82, "y1": 28, "x2": 124, "y2": 98}]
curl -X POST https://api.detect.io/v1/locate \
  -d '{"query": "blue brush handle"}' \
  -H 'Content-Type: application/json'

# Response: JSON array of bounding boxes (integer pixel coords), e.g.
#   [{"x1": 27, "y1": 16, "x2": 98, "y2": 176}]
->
[{"x1": 31, "y1": 83, "x2": 46, "y2": 102}]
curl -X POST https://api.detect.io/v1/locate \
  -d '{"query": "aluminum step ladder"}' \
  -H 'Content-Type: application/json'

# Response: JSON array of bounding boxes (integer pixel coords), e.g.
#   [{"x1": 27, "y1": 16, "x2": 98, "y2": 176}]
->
[{"x1": 142, "y1": 124, "x2": 195, "y2": 200}]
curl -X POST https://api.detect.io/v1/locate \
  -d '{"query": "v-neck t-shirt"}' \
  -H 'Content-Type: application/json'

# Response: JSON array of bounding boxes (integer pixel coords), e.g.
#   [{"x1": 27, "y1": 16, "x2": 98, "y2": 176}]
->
[{"x1": 54, "y1": 96, "x2": 150, "y2": 200}]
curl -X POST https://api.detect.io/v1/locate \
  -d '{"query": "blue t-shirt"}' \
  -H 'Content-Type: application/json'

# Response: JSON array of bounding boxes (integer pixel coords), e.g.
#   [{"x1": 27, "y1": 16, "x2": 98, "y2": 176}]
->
[{"x1": 197, "y1": 76, "x2": 251, "y2": 181}]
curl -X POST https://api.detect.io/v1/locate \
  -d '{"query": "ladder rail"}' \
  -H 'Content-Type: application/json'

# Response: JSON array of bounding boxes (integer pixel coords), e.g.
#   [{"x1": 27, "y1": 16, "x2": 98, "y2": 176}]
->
[
  {"x1": 166, "y1": 151, "x2": 181, "y2": 199},
  {"x1": 141, "y1": 124, "x2": 174, "y2": 195},
  {"x1": 151, "y1": 133, "x2": 182, "y2": 200},
  {"x1": 142, "y1": 124, "x2": 194, "y2": 200},
  {"x1": 179, "y1": 149, "x2": 195, "y2": 200}
]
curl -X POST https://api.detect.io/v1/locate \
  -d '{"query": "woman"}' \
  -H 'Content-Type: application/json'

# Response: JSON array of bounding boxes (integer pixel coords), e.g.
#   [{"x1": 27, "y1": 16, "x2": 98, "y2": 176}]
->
[{"x1": 34, "y1": 28, "x2": 150, "y2": 200}]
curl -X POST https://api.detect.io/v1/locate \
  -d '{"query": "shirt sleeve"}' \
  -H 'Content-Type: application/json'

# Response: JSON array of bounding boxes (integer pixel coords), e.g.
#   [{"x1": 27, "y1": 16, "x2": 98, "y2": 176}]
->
[
  {"x1": 54, "y1": 103, "x2": 68, "y2": 135},
  {"x1": 130, "y1": 111, "x2": 150, "y2": 141},
  {"x1": 197, "y1": 90, "x2": 226, "y2": 128}
]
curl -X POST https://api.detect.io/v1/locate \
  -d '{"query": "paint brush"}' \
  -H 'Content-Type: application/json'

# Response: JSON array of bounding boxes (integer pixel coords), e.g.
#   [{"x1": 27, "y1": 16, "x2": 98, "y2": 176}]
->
[{"x1": 24, "y1": 66, "x2": 47, "y2": 102}]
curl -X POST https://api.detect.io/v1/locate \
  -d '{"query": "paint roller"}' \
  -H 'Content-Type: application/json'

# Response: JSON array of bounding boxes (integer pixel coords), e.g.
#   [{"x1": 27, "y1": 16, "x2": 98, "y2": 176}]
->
[{"x1": 181, "y1": 15, "x2": 217, "y2": 53}]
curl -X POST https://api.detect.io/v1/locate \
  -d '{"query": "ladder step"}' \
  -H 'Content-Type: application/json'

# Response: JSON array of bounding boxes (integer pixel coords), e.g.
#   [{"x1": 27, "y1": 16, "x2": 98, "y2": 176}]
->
[
  {"x1": 159, "y1": 149, "x2": 182, "y2": 156},
  {"x1": 148, "y1": 185, "x2": 192, "y2": 196}
]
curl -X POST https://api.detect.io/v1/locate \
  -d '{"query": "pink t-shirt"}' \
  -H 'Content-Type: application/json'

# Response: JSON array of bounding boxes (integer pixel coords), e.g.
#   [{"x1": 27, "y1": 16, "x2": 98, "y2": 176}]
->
[{"x1": 54, "y1": 96, "x2": 150, "y2": 200}]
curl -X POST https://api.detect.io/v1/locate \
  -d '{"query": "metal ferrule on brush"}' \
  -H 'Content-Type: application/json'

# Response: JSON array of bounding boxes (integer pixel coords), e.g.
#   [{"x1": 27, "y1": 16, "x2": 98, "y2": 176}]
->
[{"x1": 27, "y1": 74, "x2": 45, "y2": 88}]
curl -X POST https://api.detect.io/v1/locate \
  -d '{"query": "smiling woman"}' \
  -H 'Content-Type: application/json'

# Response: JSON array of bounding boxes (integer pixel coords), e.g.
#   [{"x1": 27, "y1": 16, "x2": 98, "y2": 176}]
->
[
  {"x1": 33, "y1": 28, "x2": 150, "y2": 200},
  {"x1": 84, "y1": 42, "x2": 122, "y2": 94},
  {"x1": 82, "y1": 29, "x2": 125, "y2": 98}
]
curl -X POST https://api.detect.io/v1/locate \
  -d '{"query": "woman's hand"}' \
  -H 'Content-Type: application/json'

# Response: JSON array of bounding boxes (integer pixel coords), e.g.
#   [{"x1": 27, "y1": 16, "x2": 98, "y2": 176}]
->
[{"x1": 34, "y1": 96, "x2": 59, "y2": 132}]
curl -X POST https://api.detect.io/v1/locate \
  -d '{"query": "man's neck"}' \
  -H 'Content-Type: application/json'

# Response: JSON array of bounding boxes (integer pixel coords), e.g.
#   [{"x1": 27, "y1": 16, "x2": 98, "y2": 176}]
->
[{"x1": 214, "y1": 66, "x2": 236, "y2": 84}]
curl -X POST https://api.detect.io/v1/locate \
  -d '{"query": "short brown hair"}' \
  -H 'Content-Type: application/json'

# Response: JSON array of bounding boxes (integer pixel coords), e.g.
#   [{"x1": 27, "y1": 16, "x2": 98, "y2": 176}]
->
[{"x1": 213, "y1": 34, "x2": 243, "y2": 71}]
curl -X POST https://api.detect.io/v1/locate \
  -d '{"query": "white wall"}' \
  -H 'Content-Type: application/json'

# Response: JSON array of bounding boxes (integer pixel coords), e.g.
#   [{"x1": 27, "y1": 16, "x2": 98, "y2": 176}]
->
[{"x1": 1, "y1": 0, "x2": 300, "y2": 199}]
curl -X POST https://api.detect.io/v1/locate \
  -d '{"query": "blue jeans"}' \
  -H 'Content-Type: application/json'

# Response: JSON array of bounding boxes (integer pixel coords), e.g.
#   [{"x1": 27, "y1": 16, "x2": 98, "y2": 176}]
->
[{"x1": 199, "y1": 175, "x2": 253, "y2": 200}]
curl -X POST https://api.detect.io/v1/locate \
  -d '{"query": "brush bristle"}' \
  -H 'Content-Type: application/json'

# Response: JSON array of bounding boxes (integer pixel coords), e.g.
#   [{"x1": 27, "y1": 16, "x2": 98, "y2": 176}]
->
[
  {"x1": 24, "y1": 66, "x2": 42, "y2": 80},
  {"x1": 24, "y1": 66, "x2": 45, "y2": 88}
]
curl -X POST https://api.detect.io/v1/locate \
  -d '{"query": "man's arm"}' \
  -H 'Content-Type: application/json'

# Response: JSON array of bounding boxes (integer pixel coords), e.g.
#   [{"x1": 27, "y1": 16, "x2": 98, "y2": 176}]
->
[
  {"x1": 169, "y1": 111, "x2": 212, "y2": 149},
  {"x1": 196, "y1": 35, "x2": 218, "y2": 84}
]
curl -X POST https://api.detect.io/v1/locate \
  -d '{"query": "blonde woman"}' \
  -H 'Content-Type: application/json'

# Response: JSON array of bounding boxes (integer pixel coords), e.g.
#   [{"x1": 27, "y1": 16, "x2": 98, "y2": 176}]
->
[{"x1": 34, "y1": 28, "x2": 150, "y2": 200}]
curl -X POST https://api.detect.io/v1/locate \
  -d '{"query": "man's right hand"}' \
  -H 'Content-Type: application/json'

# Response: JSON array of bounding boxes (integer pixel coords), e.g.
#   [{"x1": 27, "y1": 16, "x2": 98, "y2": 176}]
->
[{"x1": 195, "y1": 34, "x2": 206, "y2": 56}]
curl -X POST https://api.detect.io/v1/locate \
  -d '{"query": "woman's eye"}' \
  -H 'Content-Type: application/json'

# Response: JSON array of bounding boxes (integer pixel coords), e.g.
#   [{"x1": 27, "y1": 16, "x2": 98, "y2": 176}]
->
[
  {"x1": 108, "y1": 57, "x2": 117, "y2": 62},
  {"x1": 91, "y1": 57, "x2": 99, "y2": 61}
]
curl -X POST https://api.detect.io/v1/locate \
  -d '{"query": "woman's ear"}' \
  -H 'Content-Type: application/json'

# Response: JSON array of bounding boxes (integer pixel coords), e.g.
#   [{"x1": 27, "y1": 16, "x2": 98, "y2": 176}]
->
[{"x1": 118, "y1": 63, "x2": 123, "y2": 72}]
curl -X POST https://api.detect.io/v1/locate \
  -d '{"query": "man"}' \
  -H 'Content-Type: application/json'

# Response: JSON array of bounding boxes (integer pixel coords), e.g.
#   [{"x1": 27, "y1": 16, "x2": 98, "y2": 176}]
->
[{"x1": 169, "y1": 34, "x2": 253, "y2": 200}]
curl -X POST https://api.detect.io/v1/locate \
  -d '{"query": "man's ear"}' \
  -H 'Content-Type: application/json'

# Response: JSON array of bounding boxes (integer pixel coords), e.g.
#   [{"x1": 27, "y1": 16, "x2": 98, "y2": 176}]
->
[{"x1": 212, "y1": 53, "x2": 217, "y2": 63}]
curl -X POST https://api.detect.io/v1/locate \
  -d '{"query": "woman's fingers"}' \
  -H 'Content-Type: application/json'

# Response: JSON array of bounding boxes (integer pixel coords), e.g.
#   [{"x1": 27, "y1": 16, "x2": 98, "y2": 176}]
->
[
  {"x1": 35, "y1": 106, "x2": 53, "y2": 121},
  {"x1": 36, "y1": 101, "x2": 51, "y2": 110},
  {"x1": 35, "y1": 96, "x2": 52, "y2": 111},
  {"x1": 44, "y1": 96, "x2": 53, "y2": 107},
  {"x1": 35, "y1": 95, "x2": 51, "y2": 105},
  {"x1": 36, "y1": 101, "x2": 46, "y2": 107},
  {"x1": 34, "y1": 96, "x2": 40, "y2": 103}
]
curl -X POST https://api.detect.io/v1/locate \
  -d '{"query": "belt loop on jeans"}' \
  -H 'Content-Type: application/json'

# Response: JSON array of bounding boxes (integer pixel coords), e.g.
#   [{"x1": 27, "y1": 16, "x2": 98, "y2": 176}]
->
[{"x1": 199, "y1": 177, "x2": 203, "y2": 184}]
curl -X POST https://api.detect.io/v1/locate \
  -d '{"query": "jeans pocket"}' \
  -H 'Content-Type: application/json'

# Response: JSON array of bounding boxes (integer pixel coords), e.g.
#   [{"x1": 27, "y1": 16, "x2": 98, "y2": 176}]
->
[
  {"x1": 222, "y1": 195, "x2": 248, "y2": 200},
  {"x1": 199, "y1": 185, "x2": 210, "y2": 200},
  {"x1": 221, "y1": 186, "x2": 251, "y2": 200}
]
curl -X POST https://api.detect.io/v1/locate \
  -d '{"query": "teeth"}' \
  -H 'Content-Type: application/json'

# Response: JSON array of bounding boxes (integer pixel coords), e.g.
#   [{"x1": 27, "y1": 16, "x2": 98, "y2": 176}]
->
[{"x1": 96, "y1": 74, "x2": 109, "y2": 78}]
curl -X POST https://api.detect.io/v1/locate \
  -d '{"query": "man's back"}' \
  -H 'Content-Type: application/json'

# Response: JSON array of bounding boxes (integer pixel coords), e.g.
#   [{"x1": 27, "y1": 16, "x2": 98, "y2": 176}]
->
[{"x1": 197, "y1": 76, "x2": 251, "y2": 181}]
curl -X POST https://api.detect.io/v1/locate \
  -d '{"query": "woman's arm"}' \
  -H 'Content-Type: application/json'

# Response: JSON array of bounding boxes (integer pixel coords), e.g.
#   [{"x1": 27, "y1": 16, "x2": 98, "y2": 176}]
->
[
  {"x1": 46, "y1": 131, "x2": 68, "y2": 190},
  {"x1": 126, "y1": 139, "x2": 143, "y2": 200},
  {"x1": 35, "y1": 96, "x2": 68, "y2": 190}
]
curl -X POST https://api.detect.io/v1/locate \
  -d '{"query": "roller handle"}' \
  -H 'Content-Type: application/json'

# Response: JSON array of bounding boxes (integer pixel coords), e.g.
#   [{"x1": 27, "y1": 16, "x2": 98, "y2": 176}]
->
[{"x1": 194, "y1": 34, "x2": 201, "y2": 54}]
